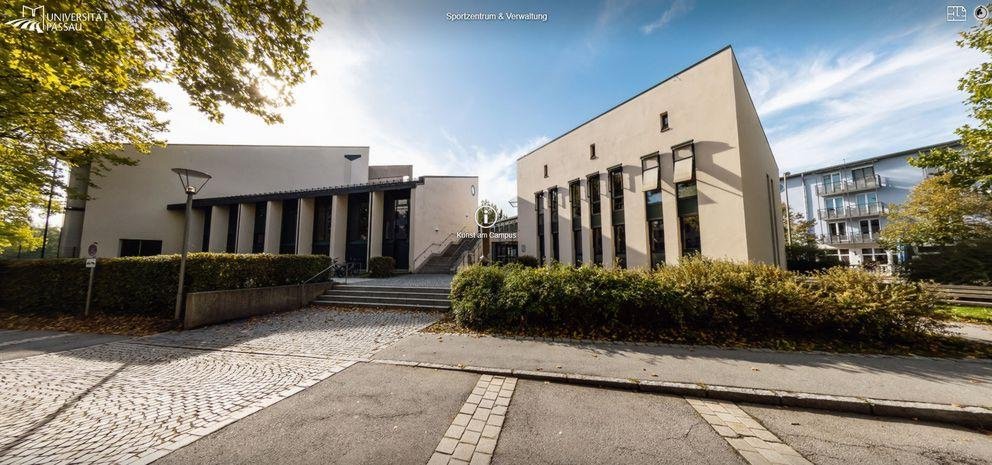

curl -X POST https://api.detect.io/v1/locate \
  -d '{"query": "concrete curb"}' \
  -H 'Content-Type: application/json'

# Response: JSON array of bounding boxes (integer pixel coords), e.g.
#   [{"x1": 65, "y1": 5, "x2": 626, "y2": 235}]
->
[{"x1": 369, "y1": 359, "x2": 992, "y2": 428}]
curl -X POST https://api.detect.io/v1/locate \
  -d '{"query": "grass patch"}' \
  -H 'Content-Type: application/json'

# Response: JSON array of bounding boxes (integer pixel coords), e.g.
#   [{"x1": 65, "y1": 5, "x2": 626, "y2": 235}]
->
[{"x1": 941, "y1": 305, "x2": 992, "y2": 325}]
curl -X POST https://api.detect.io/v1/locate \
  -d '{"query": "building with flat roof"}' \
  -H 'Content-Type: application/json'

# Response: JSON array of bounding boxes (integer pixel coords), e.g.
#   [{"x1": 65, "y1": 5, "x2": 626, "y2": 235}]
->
[
  {"x1": 780, "y1": 140, "x2": 958, "y2": 269},
  {"x1": 515, "y1": 46, "x2": 784, "y2": 269},
  {"x1": 59, "y1": 144, "x2": 479, "y2": 272}
]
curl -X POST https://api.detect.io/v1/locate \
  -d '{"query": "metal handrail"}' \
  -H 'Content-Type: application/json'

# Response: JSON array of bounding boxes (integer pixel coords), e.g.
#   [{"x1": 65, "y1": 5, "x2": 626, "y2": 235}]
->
[
  {"x1": 412, "y1": 226, "x2": 469, "y2": 269},
  {"x1": 302, "y1": 258, "x2": 350, "y2": 285}
]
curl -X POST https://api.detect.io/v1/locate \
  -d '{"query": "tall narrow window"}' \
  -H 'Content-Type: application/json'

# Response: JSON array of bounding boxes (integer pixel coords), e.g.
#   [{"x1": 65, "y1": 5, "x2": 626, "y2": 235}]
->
[
  {"x1": 252, "y1": 201, "x2": 267, "y2": 253},
  {"x1": 641, "y1": 154, "x2": 660, "y2": 191},
  {"x1": 660, "y1": 112, "x2": 670, "y2": 131},
  {"x1": 201, "y1": 207, "x2": 212, "y2": 252},
  {"x1": 312, "y1": 196, "x2": 332, "y2": 255},
  {"x1": 608, "y1": 166, "x2": 626, "y2": 268},
  {"x1": 646, "y1": 189, "x2": 664, "y2": 268},
  {"x1": 535, "y1": 192, "x2": 546, "y2": 266},
  {"x1": 279, "y1": 199, "x2": 298, "y2": 254},
  {"x1": 543, "y1": 165, "x2": 549, "y2": 178},
  {"x1": 677, "y1": 182, "x2": 700, "y2": 257},
  {"x1": 569, "y1": 180, "x2": 582, "y2": 265},
  {"x1": 588, "y1": 173, "x2": 603, "y2": 265},
  {"x1": 590, "y1": 144, "x2": 597, "y2": 160},
  {"x1": 673, "y1": 141, "x2": 695, "y2": 184},
  {"x1": 225, "y1": 206, "x2": 237, "y2": 253},
  {"x1": 549, "y1": 187, "x2": 560, "y2": 262}
]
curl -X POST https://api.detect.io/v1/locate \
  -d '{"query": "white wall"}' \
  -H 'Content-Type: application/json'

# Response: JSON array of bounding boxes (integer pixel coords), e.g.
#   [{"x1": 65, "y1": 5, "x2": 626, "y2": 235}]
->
[{"x1": 411, "y1": 176, "x2": 478, "y2": 270}]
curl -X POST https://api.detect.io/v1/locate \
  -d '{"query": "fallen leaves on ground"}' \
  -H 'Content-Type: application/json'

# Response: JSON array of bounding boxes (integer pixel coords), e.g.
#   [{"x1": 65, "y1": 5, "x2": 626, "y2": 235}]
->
[{"x1": 0, "y1": 311, "x2": 176, "y2": 336}]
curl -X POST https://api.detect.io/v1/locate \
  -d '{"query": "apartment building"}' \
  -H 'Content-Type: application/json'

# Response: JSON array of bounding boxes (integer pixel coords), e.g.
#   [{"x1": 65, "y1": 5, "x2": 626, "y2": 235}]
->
[
  {"x1": 780, "y1": 140, "x2": 959, "y2": 267},
  {"x1": 488, "y1": 216, "x2": 518, "y2": 264},
  {"x1": 59, "y1": 144, "x2": 478, "y2": 272},
  {"x1": 516, "y1": 46, "x2": 785, "y2": 269}
]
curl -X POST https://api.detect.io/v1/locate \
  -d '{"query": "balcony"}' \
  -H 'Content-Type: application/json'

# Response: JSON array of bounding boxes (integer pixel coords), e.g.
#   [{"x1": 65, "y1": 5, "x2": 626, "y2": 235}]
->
[
  {"x1": 815, "y1": 175, "x2": 885, "y2": 195},
  {"x1": 818, "y1": 202, "x2": 886, "y2": 220},
  {"x1": 822, "y1": 233, "x2": 880, "y2": 245}
]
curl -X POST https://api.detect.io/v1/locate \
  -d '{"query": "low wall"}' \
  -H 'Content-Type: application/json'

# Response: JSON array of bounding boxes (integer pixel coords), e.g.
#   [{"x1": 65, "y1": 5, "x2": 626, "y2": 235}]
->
[{"x1": 184, "y1": 281, "x2": 332, "y2": 329}]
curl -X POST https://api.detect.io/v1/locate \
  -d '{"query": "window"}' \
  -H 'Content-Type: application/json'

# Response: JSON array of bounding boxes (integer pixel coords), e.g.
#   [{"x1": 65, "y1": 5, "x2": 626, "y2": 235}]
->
[
  {"x1": 851, "y1": 166, "x2": 875, "y2": 186},
  {"x1": 826, "y1": 248, "x2": 850, "y2": 264},
  {"x1": 821, "y1": 172, "x2": 841, "y2": 193},
  {"x1": 660, "y1": 112, "x2": 670, "y2": 131},
  {"x1": 119, "y1": 239, "x2": 162, "y2": 257},
  {"x1": 535, "y1": 192, "x2": 545, "y2": 266},
  {"x1": 225, "y1": 206, "x2": 238, "y2": 253},
  {"x1": 828, "y1": 222, "x2": 846, "y2": 237},
  {"x1": 279, "y1": 199, "x2": 298, "y2": 254},
  {"x1": 613, "y1": 224, "x2": 626, "y2": 268},
  {"x1": 646, "y1": 189, "x2": 664, "y2": 267},
  {"x1": 570, "y1": 181, "x2": 582, "y2": 265},
  {"x1": 641, "y1": 153, "x2": 660, "y2": 191},
  {"x1": 543, "y1": 164, "x2": 549, "y2": 178},
  {"x1": 862, "y1": 247, "x2": 889, "y2": 264},
  {"x1": 859, "y1": 218, "x2": 880, "y2": 237},
  {"x1": 588, "y1": 174, "x2": 601, "y2": 216},
  {"x1": 312, "y1": 196, "x2": 332, "y2": 255},
  {"x1": 252, "y1": 201, "x2": 267, "y2": 253},
  {"x1": 677, "y1": 181, "x2": 700, "y2": 256},
  {"x1": 855, "y1": 192, "x2": 879, "y2": 215},
  {"x1": 592, "y1": 227, "x2": 603, "y2": 265},
  {"x1": 672, "y1": 141, "x2": 695, "y2": 184},
  {"x1": 549, "y1": 187, "x2": 560, "y2": 262},
  {"x1": 824, "y1": 197, "x2": 844, "y2": 215},
  {"x1": 589, "y1": 143, "x2": 597, "y2": 160},
  {"x1": 609, "y1": 167, "x2": 624, "y2": 211},
  {"x1": 201, "y1": 207, "x2": 212, "y2": 252}
]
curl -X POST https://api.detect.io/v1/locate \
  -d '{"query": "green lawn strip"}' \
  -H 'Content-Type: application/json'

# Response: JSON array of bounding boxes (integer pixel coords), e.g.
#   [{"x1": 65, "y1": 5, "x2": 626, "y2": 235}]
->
[{"x1": 941, "y1": 305, "x2": 992, "y2": 325}]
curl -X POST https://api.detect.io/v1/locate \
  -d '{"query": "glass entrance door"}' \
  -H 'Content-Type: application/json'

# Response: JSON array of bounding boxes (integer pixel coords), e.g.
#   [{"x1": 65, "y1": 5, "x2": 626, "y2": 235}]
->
[
  {"x1": 381, "y1": 189, "x2": 411, "y2": 270},
  {"x1": 345, "y1": 193, "x2": 369, "y2": 270}
]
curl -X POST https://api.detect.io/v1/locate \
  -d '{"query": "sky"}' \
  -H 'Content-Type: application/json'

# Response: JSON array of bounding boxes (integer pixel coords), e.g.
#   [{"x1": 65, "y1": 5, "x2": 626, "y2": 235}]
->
[{"x1": 153, "y1": 0, "x2": 984, "y2": 216}]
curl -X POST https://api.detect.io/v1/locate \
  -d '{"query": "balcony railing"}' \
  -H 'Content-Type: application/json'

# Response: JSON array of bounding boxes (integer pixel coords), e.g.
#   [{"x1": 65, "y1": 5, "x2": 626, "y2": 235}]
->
[
  {"x1": 815, "y1": 175, "x2": 885, "y2": 195},
  {"x1": 822, "y1": 233, "x2": 880, "y2": 245},
  {"x1": 818, "y1": 202, "x2": 886, "y2": 220}
]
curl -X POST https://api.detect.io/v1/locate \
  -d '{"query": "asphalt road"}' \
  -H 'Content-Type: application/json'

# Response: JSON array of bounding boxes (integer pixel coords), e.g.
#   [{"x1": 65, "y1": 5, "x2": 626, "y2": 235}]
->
[{"x1": 0, "y1": 329, "x2": 125, "y2": 361}]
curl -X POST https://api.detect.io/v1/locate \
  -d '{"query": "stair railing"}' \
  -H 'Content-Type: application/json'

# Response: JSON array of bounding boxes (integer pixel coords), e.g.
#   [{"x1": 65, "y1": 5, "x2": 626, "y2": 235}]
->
[{"x1": 412, "y1": 226, "x2": 469, "y2": 272}]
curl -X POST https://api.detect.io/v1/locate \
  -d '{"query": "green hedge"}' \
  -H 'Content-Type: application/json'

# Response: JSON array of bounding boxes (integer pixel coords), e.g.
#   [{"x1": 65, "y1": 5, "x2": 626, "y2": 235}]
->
[
  {"x1": 368, "y1": 256, "x2": 396, "y2": 278},
  {"x1": 900, "y1": 241, "x2": 992, "y2": 285},
  {"x1": 0, "y1": 253, "x2": 333, "y2": 317},
  {"x1": 451, "y1": 258, "x2": 944, "y2": 342}
]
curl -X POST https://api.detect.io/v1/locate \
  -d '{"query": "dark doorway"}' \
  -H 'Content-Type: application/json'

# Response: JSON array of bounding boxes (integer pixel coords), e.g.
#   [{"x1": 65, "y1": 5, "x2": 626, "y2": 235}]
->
[
  {"x1": 345, "y1": 193, "x2": 369, "y2": 270},
  {"x1": 312, "y1": 196, "x2": 332, "y2": 255},
  {"x1": 279, "y1": 199, "x2": 298, "y2": 254},
  {"x1": 381, "y1": 189, "x2": 411, "y2": 270}
]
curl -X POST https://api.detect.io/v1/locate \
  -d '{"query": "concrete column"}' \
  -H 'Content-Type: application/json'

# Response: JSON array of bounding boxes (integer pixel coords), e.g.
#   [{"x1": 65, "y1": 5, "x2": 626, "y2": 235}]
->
[
  {"x1": 558, "y1": 187, "x2": 573, "y2": 265},
  {"x1": 236, "y1": 203, "x2": 254, "y2": 253},
  {"x1": 329, "y1": 195, "x2": 348, "y2": 261},
  {"x1": 601, "y1": 180, "x2": 616, "y2": 268},
  {"x1": 207, "y1": 205, "x2": 229, "y2": 252},
  {"x1": 369, "y1": 191, "x2": 384, "y2": 259},
  {"x1": 187, "y1": 208, "x2": 207, "y2": 254},
  {"x1": 408, "y1": 188, "x2": 417, "y2": 270},
  {"x1": 297, "y1": 198, "x2": 314, "y2": 255},
  {"x1": 263, "y1": 200, "x2": 282, "y2": 254}
]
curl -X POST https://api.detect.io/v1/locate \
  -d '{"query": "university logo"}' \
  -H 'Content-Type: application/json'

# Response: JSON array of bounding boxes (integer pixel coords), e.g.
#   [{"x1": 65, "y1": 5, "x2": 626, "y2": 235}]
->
[
  {"x1": 5, "y1": 5, "x2": 45, "y2": 33},
  {"x1": 4, "y1": 4, "x2": 107, "y2": 33}
]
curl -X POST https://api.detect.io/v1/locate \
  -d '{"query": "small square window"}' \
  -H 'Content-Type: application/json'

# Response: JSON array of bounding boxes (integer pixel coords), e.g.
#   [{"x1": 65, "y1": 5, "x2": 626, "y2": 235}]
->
[
  {"x1": 590, "y1": 144, "x2": 597, "y2": 160},
  {"x1": 660, "y1": 112, "x2": 670, "y2": 131},
  {"x1": 544, "y1": 164, "x2": 549, "y2": 178}
]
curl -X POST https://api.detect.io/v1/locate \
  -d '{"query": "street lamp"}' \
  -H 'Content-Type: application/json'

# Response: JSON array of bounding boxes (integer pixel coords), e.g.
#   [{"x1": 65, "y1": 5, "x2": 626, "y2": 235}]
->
[{"x1": 171, "y1": 168, "x2": 211, "y2": 323}]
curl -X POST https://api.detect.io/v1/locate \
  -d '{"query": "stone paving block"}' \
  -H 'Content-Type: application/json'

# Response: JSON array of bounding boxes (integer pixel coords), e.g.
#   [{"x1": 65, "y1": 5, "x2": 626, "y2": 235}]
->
[
  {"x1": 452, "y1": 414, "x2": 471, "y2": 427},
  {"x1": 476, "y1": 437, "x2": 496, "y2": 454},
  {"x1": 428, "y1": 452, "x2": 450, "y2": 465},
  {"x1": 445, "y1": 425, "x2": 466, "y2": 439},
  {"x1": 469, "y1": 452, "x2": 491, "y2": 465},
  {"x1": 466, "y1": 419, "x2": 486, "y2": 433},
  {"x1": 460, "y1": 430, "x2": 481, "y2": 445},
  {"x1": 479, "y1": 399, "x2": 495, "y2": 409},
  {"x1": 436, "y1": 437, "x2": 458, "y2": 454},
  {"x1": 481, "y1": 425, "x2": 500, "y2": 439},
  {"x1": 452, "y1": 443, "x2": 474, "y2": 462}
]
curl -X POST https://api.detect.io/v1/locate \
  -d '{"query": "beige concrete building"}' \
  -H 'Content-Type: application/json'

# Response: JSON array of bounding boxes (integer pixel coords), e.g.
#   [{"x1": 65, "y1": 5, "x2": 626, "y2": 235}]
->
[
  {"x1": 516, "y1": 46, "x2": 784, "y2": 269},
  {"x1": 60, "y1": 144, "x2": 478, "y2": 272}
]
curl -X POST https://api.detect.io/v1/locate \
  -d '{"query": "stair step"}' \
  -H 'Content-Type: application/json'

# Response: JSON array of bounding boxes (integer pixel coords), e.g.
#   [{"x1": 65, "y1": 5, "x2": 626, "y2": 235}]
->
[
  {"x1": 312, "y1": 299, "x2": 450, "y2": 310},
  {"x1": 328, "y1": 290, "x2": 450, "y2": 299},
  {"x1": 332, "y1": 285, "x2": 450, "y2": 294},
  {"x1": 317, "y1": 294, "x2": 449, "y2": 305}
]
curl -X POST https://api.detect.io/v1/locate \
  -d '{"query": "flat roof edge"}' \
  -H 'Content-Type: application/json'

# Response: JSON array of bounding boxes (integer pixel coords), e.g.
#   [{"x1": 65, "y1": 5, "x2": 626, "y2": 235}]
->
[{"x1": 783, "y1": 140, "x2": 961, "y2": 178}]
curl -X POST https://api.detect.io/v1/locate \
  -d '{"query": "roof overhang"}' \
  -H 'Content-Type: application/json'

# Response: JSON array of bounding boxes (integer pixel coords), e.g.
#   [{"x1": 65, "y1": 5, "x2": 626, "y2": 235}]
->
[{"x1": 166, "y1": 178, "x2": 422, "y2": 210}]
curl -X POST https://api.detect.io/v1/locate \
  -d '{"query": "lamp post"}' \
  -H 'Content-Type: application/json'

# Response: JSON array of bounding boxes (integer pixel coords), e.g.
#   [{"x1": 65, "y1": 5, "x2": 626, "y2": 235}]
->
[
  {"x1": 782, "y1": 171, "x2": 792, "y2": 245},
  {"x1": 172, "y1": 168, "x2": 212, "y2": 323}
]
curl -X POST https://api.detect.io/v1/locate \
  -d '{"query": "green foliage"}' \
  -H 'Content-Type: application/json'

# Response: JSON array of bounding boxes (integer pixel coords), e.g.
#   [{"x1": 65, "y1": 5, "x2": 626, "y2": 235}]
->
[
  {"x1": 0, "y1": 1, "x2": 322, "y2": 247},
  {"x1": 909, "y1": 21, "x2": 992, "y2": 192},
  {"x1": 879, "y1": 175, "x2": 992, "y2": 248},
  {"x1": 900, "y1": 240, "x2": 992, "y2": 285},
  {"x1": 0, "y1": 253, "x2": 332, "y2": 317},
  {"x1": 451, "y1": 258, "x2": 944, "y2": 343},
  {"x1": 513, "y1": 255, "x2": 539, "y2": 268},
  {"x1": 368, "y1": 256, "x2": 396, "y2": 278},
  {"x1": 782, "y1": 205, "x2": 816, "y2": 246},
  {"x1": 785, "y1": 242, "x2": 841, "y2": 273}
]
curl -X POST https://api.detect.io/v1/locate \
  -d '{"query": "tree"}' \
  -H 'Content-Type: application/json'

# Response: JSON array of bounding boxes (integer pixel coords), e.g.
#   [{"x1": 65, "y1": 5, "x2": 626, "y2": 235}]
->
[
  {"x1": 0, "y1": 1, "x2": 322, "y2": 248},
  {"x1": 479, "y1": 199, "x2": 508, "y2": 222},
  {"x1": 781, "y1": 205, "x2": 840, "y2": 272},
  {"x1": 910, "y1": 17, "x2": 992, "y2": 193},
  {"x1": 879, "y1": 174, "x2": 992, "y2": 248},
  {"x1": 782, "y1": 205, "x2": 816, "y2": 246}
]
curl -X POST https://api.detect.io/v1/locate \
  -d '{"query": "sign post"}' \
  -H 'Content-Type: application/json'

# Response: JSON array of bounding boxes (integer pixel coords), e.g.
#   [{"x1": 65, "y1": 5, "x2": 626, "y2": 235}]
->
[{"x1": 83, "y1": 243, "x2": 97, "y2": 317}]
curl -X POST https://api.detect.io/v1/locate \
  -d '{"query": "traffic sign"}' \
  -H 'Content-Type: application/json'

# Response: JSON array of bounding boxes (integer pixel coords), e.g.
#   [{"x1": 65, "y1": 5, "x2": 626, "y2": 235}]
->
[
  {"x1": 85, "y1": 258, "x2": 96, "y2": 268},
  {"x1": 87, "y1": 242, "x2": 98, "y2": 258}
]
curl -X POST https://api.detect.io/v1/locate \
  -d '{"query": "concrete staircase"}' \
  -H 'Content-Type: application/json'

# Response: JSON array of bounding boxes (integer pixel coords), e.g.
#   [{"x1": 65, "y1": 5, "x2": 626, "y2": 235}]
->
[
  {"x1": 312, "y1": 284, "x2": 451, "y2": 310},
  {"x1": 417, "y1": 237, "x2": 480, "y2": 274}
]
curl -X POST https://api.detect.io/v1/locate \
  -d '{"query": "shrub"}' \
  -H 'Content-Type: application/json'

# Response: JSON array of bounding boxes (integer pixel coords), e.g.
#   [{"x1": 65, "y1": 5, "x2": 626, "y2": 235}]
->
[
  {"x1": 0, "y1": 253, "x2": 333, "y2": 317},
  {"x1": 450, "y1": 256, "x2": 944, "y2": 344},
  {"x1": 514, "y1": 255, "x2": 539, "y2": 268},
  {"x1": 785, "y1": 243, "x2": 842, "y2": 273},
  {"x1": 368, "y1": 256, "x2": 396, "y2": 278}
]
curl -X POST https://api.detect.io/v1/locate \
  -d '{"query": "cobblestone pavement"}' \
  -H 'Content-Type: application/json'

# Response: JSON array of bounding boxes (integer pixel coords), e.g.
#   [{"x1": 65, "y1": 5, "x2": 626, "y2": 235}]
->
[
  {"x1": 688, "y1": 398, "x2": 812, "y2": 465},
  {"x1": 429, "y1": 375, "x2": 516, "y2": 465},
  {"x1": 135, "y1": 307, "x2": 439, "y2": 359},
  {"x1": 0, "y1": 308, "x2": 437, "y2": 465}
]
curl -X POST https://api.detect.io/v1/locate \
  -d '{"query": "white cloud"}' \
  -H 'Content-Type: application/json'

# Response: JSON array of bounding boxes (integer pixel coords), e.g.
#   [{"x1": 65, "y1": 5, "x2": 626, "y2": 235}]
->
[
  {"x1": 741, "y1": 26, "x2": 983, "y2": 172},
  {"x1": 640, "y1": 0, "x2": 694, "y2": 35}
]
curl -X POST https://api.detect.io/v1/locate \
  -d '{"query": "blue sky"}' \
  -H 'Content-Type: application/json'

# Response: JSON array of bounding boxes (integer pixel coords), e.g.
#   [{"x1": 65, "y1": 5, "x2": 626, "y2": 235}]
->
[{"x1": 157, "y1": 0, "x2": 983, "y2": 214}]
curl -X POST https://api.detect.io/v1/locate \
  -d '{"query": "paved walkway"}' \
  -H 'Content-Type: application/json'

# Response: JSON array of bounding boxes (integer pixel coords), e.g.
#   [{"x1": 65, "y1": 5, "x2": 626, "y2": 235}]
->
[
  {"x1": 0, "y1": 308, "x2": 437, "y2": 465},
  {"x1": 373, "y1": 333, "x2": 992, "y2": 406},
  {"x1": 0, "y1": 330, "x2": 126, "y2": 362}
]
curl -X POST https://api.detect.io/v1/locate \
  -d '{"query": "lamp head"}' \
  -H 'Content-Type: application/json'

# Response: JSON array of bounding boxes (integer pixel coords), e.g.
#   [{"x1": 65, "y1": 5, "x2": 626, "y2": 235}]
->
[{"x1": 172, "y1": 168, "x2": 212, "y2": 194}]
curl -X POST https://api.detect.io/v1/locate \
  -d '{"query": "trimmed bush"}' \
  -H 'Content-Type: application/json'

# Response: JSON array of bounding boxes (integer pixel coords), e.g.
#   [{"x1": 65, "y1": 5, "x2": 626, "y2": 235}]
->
[
  {"x1": 513, "y1": 255, "x2": 539, "y2": 268},
  {"x1": 368, "y1": 256, "x2": 396, "y2": 278},
  {"x1": 450, "y1": 257, "x2": 944, "y2": 343},
  {"x1": 899, "y1": 241, "x2": 992, "y2": 285},
  {"x1": 0, "y1": 253, "x2": 333, "y2": 317}
]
